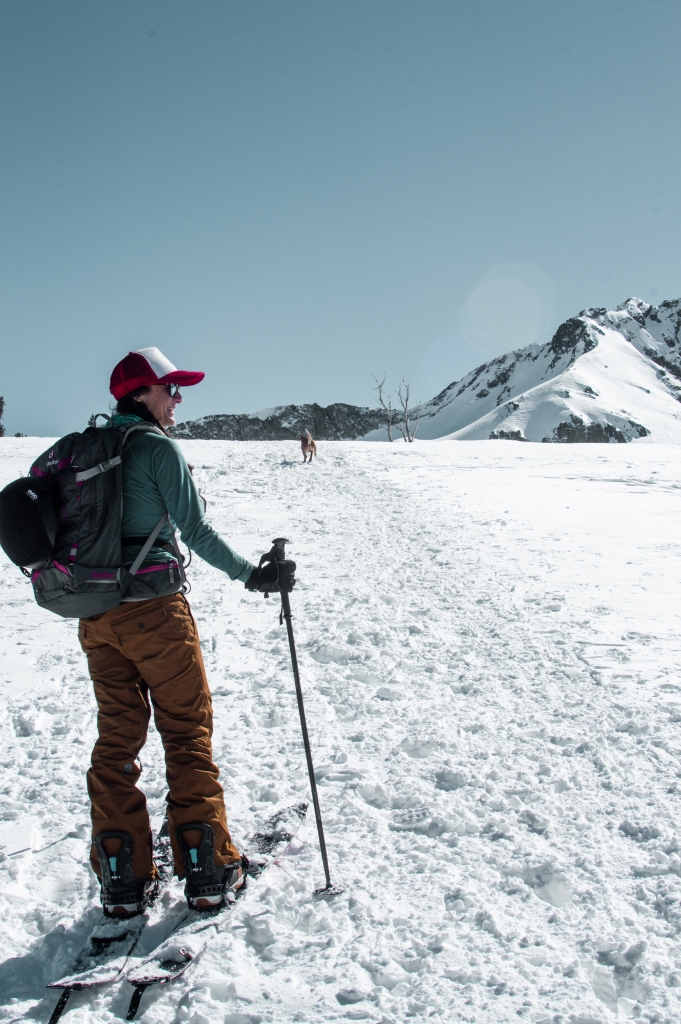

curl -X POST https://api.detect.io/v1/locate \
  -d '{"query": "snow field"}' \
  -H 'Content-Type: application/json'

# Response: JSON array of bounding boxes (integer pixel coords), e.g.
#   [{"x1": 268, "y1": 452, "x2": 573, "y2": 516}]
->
[{"x1": 1, "y1": 438, "x2": 681, "y2": 1023}]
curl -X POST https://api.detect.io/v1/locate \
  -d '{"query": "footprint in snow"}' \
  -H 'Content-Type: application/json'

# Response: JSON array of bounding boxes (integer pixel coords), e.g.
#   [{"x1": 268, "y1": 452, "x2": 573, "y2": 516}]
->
[
  {"x1": 505, "y1": 860, "x2": 572, "y2": 908},
  {"x1": 435, "y1": 768, "x2": 466, "y2": 791},
  {"x1": 336, "y1": 988, "x2": 369, "y2": 1005},
  {"x1": 518, "y1": 809, "x2": 550, "y2": 834},
  {"x1": 357, "y1": 783, "x2": 390, "y2": 808},
  {"x1": 399, "y1": 738, "x2": 438, "y2": 758},
  {"x1": 373, "y1": 686, "x2": 402, "y2": 701},
  {"x1": 314, "y1": 765, "x2": 363, "y2": 783},
  {"x1": 619, "y1": 821, "x2": 662, "y2": 843},
  {"x1": 389, "y1": 807, "x2": 455, "y2": 838},
  {"x1": 391, "y1": 806, "x2": 431, "y2": 829}
]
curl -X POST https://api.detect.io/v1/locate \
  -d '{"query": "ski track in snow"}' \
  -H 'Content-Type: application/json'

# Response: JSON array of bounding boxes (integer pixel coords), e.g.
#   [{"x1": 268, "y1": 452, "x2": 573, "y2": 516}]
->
[{"x1": 1, "y1": 438, "x2": 681, "y2": 1024}]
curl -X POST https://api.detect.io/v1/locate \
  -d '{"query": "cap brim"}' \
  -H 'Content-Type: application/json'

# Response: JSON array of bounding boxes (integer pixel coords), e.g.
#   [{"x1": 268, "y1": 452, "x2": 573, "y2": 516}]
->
[{"x1": 157, "y1": 370, "x2": 205, "y2": 388}]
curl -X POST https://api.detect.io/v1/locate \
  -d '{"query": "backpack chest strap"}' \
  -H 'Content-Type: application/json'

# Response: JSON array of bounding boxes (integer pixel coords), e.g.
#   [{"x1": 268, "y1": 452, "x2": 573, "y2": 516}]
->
[{"x1": 74, "y1": 456, "x2": 122, "y2": 482}]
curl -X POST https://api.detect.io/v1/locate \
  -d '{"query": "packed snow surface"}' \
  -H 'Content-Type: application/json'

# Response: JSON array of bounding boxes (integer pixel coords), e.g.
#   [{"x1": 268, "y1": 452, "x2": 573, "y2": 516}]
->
[{"x1": 1, "y1": 437, "x2": 681, "y2": 1024}]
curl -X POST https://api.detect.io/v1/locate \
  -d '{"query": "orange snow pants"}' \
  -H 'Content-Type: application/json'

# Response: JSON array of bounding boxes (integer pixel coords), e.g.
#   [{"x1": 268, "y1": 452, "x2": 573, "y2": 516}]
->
[{"x1": 79, "y1": 592, "x2": 240, "y2": 879}]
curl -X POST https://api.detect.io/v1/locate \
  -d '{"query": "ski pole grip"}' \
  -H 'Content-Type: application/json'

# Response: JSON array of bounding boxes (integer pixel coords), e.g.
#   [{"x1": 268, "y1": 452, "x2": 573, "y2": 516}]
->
[
  {"x1": 271, "y1": 537, "x2": 289, "y2": 562},
  {"x1": 255, "y1": 538, "x2": 295, "y2": 594}
]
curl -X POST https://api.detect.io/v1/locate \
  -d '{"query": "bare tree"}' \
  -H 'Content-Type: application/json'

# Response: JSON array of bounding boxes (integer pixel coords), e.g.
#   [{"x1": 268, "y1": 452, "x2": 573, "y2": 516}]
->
[
  {"x1": 396, "y1": 377, "x2": 420, "y2": 443},
  {"x1": 0, "y1": 396, "x2": 4, "y2": 438},
  {"x1": 371, "y1": 372, "x2": 394, "y2": 442}
]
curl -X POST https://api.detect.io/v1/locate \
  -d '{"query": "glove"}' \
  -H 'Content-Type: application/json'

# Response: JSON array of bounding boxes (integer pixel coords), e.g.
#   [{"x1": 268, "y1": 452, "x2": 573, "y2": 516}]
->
[
  {"x1": 245, "y1": 556, "x2": 296, "y2": 593},
  {"x1": 245, "y1": 561, "x2": 279, "y2": 592}
]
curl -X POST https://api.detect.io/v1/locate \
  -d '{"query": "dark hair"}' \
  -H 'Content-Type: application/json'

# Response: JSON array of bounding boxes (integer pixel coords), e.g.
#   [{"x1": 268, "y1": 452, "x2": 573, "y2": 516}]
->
[{"x1": 116, "y1": 386, "x2": 159, "y2": 426}]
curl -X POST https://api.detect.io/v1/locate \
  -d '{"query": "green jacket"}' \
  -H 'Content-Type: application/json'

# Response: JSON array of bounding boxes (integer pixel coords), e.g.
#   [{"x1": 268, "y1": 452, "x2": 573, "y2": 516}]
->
[{"x1": 109, "y1": 414, "x2": 253, "y2": 583}]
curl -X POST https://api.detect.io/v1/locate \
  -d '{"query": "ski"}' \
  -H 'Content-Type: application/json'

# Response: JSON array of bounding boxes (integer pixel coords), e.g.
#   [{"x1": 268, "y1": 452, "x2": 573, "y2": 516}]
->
[
  {"x1": 123, "y1": 802, "x2": 308, "y2": 1021},
  {"x1": 46, "y1": 817, "x2": 174, "y2": 1024}
]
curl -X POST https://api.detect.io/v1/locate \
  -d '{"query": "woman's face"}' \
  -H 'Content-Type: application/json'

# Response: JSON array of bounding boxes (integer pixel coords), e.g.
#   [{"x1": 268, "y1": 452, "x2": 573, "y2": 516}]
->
[{"x1": 135, "y1": 384, "x2": 182, "y2": 428}]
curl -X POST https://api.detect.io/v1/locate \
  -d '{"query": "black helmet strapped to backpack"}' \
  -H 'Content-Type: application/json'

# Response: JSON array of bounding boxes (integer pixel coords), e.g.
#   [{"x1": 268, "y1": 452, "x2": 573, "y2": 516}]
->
[{"x1": 0, "y1": 474, "x2": 60, "y2": 572}]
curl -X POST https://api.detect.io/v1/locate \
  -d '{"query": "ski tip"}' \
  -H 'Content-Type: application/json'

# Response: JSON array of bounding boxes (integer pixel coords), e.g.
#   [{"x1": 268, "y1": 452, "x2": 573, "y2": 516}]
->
[
  {"x1": 47, "y1": 987, "x2": 74, "y2": 1024},
  {"x1": 275, "y1": 800, "x2": 308, "y2": 823},
  {"x1": 313, "y1": 883, "x2": 345, "y2": 898},
  {"x1": 125, "y1": 983, "x2": 148, "y2": 1021},
  {"x1": 249, "y1": 801, "x2": 309, "y2": 855}
]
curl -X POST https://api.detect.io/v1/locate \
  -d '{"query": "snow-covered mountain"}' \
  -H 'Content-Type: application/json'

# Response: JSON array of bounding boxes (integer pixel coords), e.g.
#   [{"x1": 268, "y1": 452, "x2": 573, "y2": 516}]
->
[
  {"x1": 366, "y1": 297, "x2": 681, "y2": 443},
  {"x1": 172, "y1": 297, "x2": 681, "y2": 443}
]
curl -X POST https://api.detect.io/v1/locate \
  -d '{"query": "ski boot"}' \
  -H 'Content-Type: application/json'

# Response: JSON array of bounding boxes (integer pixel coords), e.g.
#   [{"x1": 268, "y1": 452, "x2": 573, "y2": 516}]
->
[
  {"x1": 93, "y1": 831, "x2": 157, "y2": 918},
  {"x1": 176, "y1": 822, "x2": 246, "y2": 911}
]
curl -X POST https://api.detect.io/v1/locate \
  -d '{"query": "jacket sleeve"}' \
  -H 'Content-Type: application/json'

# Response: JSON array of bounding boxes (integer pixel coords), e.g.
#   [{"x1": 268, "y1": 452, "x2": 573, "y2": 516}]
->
[{"x1": 151, "y1": 437, "x2": 254, "y2": 583}]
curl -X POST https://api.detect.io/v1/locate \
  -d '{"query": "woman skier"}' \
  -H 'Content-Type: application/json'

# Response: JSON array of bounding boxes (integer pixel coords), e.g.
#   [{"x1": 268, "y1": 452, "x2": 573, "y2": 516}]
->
[{"x1": 80, "y1": 347, "x2": 280, "y2": 916}]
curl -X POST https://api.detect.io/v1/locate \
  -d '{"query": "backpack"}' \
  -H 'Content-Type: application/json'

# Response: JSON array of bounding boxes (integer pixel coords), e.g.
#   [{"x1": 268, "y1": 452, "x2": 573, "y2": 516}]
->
[{"x1": 0, "y1": 421, "x2": 186, "y2": 618}]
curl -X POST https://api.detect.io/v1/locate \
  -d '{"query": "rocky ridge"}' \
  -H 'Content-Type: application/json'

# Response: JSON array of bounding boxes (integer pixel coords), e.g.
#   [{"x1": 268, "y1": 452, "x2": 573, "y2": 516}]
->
[{"x1": 172, "y1": 402, "x2": 384, "y2": 442}]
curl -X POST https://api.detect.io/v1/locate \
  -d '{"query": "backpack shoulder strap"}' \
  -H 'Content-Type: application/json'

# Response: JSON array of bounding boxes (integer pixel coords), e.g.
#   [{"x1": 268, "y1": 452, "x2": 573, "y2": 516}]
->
[
  {"x1": 122, "y1": 423, "x2": 167, "y2": 441},
  {"x1": 117, "y1": 423, "x2": 187, "y2": 587}
]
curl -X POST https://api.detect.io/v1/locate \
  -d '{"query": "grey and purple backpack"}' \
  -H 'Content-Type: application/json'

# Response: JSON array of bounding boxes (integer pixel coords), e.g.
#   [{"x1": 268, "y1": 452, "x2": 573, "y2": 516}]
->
[{"x1": 0, "y1": 421, "x2": 185, "y2": 618}]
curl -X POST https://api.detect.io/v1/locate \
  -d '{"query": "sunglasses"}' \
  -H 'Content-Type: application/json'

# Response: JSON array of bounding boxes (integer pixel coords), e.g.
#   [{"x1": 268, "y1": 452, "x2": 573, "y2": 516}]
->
[{"x1": 163, "y1": 383, "x2": 182, "y2": 397}]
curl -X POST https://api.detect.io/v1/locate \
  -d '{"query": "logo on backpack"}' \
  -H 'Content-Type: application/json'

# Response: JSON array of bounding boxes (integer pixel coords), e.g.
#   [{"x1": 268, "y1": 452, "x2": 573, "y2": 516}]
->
[{"x1": 26, "y1": 490, "x2": 38, "y2": 500}]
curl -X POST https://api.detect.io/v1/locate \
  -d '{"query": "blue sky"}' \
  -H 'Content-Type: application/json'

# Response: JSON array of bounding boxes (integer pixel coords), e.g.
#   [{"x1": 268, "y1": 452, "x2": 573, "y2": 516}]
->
[{"x1": 2, "y1": 0, "x2": 681, "y2": 436}]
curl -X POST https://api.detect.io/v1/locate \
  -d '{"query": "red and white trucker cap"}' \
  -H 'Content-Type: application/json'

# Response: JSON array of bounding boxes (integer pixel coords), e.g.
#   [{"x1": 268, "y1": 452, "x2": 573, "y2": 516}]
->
[{"x1": 109, "y1": 347, "x2": 205, "y2": 400}]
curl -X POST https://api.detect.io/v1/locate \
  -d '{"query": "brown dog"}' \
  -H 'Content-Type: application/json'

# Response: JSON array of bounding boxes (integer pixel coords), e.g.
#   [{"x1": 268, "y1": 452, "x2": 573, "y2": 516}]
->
[{"x1": 300, "y1": 430, "x2": 317, "y2": 463}]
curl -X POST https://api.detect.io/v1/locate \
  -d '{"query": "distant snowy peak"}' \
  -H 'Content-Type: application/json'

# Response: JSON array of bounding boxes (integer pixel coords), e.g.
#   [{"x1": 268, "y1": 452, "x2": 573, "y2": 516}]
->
[
  {"x1": 597, "y1": 297, "x2": 681, "y2": 377},
  {"x1": 366, "y1": 297, "x2": 681, "y2": 444}
]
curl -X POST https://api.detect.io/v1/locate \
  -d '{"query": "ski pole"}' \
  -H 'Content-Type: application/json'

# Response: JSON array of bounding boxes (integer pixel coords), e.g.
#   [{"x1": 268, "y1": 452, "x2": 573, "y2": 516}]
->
[{"x1": 265, "y1": 538, "x2": 342, "y2": 897}]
